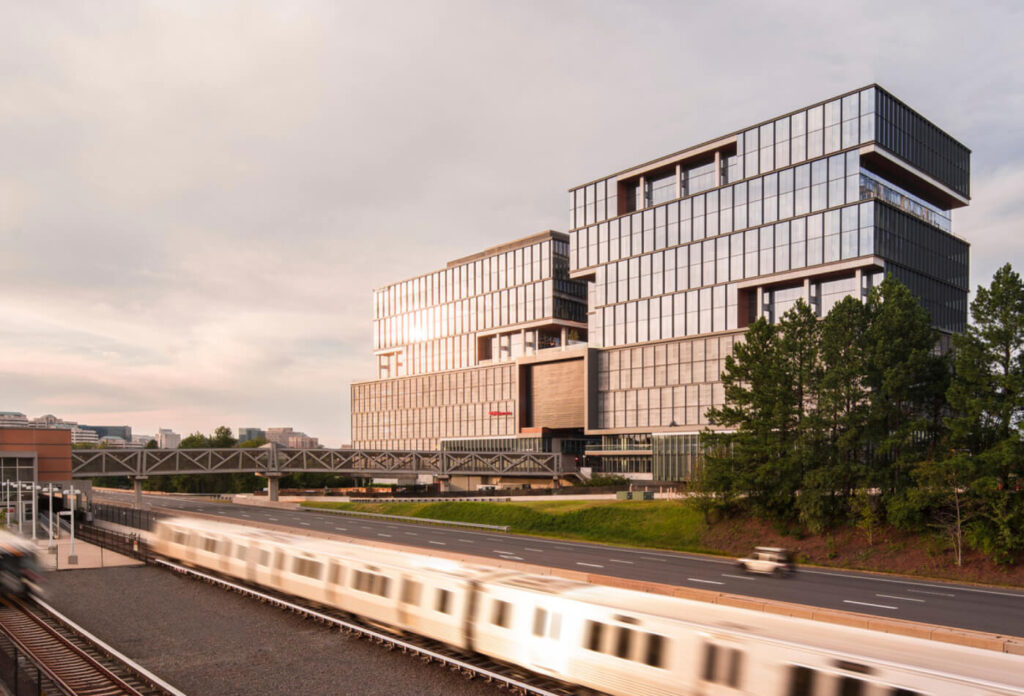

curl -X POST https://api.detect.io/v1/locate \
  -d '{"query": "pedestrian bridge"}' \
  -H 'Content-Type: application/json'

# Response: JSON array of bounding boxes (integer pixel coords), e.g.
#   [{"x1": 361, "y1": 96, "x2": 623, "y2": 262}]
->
[{"x1": 71, "y1": 446, "x2": 571, "y2": 500}]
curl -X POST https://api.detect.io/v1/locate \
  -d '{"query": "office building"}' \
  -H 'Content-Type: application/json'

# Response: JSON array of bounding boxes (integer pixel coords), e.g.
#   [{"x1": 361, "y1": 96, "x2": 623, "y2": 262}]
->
[
  {"x1": 351, "y1": 231, "x2": 590, "y2": 457},
  {"x1": 82, "y1": 425, "x2": 133, "y2": 442},
  {"x1": 351, "y1": 86, "x2": 970, "y2": 482},
  {"x1": 157, "y1": 428, "x2": 182, "y2": 449},
  {"x1": 238, "y1": 427, "x2": 265, "y2": 443}
]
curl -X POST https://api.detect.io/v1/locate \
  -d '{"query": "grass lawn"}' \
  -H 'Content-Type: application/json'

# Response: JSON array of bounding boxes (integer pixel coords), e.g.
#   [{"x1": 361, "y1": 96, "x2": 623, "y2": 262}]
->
[{"x1": 302, "y1": 499, "x2": 709, "y2": 552}]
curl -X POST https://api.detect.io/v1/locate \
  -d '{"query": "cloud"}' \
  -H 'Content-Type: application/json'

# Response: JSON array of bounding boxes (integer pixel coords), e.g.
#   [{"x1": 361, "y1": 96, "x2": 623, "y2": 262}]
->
[{"x1": 1, "y1": 1, "x2": 1023, "y2": 445}]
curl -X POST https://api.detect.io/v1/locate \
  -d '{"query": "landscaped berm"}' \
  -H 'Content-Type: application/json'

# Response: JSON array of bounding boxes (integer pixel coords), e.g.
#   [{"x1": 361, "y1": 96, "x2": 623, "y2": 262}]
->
[{"x1": 303, "y1": 499, "x2": 1024, "y2": 588}]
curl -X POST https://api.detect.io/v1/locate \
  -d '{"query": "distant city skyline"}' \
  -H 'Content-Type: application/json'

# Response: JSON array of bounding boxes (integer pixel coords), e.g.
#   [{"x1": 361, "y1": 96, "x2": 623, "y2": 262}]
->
[{"x1": 2, "y1": 2, "x2": 1022, "y2": 447}]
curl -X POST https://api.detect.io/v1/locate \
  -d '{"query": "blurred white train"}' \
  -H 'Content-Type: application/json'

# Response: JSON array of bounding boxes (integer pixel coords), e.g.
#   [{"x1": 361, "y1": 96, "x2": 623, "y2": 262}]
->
[{"x1": 150, "y1": 517, "x2": 1024, "y2": 696}]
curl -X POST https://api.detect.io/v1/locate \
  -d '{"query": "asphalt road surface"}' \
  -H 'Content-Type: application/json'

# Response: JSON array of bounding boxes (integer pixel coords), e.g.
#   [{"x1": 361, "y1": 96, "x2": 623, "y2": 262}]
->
[{"x1": 95, "y1": 491, "x2": 1024, "y2": 637}]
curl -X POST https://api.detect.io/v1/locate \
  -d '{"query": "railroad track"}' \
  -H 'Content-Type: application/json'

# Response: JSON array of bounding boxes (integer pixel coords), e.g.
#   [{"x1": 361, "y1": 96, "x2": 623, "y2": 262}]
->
[
  {"x1": 0, "y1": 595, "x2": 183, "y2": 696},
  {"x1": 153, "y1": 558, "x2": 578, "y2": 696}
]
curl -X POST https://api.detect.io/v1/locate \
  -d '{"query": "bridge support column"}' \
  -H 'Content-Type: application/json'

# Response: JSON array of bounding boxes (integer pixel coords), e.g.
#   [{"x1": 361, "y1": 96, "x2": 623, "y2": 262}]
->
[
  {"x1": 436, "y1": 476, "x2": 449, "y2": 494},
  {"x1": 132, "y1": 476, "x2": 148, "y2": 509},
  {"x1": 266, "y1": 474, "x2": 282, "y2": 502}
]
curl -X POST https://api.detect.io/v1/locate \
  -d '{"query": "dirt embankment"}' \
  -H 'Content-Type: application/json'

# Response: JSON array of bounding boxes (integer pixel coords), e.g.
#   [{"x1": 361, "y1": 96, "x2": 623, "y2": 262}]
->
[{"x1": 701, "y1": 517, "x2": 1024, "y2": 587}]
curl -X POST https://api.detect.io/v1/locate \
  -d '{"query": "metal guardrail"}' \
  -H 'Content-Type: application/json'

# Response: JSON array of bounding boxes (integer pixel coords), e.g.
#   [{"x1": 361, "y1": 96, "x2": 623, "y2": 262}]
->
[{"x1": 302, "y1": 507, "x2": 510, "y2": 532}]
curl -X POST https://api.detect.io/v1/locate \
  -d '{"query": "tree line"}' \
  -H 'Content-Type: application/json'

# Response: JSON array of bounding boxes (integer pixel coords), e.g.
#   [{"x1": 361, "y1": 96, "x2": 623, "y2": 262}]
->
[{"x1": 699, "y1": 265, "x2": 1024, "y2": 566}]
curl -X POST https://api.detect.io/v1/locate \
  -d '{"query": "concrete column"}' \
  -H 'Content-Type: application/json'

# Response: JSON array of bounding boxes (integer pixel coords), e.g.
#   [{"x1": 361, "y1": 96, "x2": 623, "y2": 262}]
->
[
  {"x1": 560, "y1": 326, "x2": 567, "y2": 350},
  {"x1": 714, "y1": 150, "x2": 722, "y2": 186},
  {"x1": 133, "y1": 476, "x2": 148, "y2": 509},
  {"x1": 755, "y1": 287, "x2": 765, "y2": 320},
  {"x1": 855, "y1": 268, "x2": 864, "y2": 301},
  {"x1": 675, "y1": 163, "x2": 683, "y2": 199},
  {"x1": 803, "y1": 277, "x2": 811, "y2": 306},
  {"x1": 267, "y1": 475, "x2": 281, "y2": 502}
]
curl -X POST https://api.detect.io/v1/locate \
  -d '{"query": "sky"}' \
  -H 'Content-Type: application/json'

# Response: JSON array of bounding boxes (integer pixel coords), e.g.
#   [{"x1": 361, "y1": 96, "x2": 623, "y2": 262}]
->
[{"x1": 1, "y1": 1, "x2": 1022, "y2": 446}]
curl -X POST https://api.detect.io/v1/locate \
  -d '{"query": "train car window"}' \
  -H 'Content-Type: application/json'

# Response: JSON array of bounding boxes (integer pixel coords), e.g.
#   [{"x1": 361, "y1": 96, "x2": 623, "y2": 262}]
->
[
  {"x1": 533, "y1": 608, "x2": 547, "y2": 637},
  {"x1": 377, "y1": 576, "x2": 390, "y2": 597},
  {"x1": 549, "y1": 613, "x2": 561, "y2": 640},
  {"x1": 615, "y1": 627, "x2": 633, "y2": 659},
  {"x1": 702, "y1": 643, "x2": 717, "y2": 681},
  {"x1": 585, "y1": 621, "x2": 603, "y2": 652},
  {"x1": 644, "y1": 634, "x2": 665, "y2": 668},
  {"x1": 727, "y1": 649, "x2": 743, "y2": 688},
  {"x1": 787, "y1": 666, "x2": 815, "y2": 696},
  {"x1": 436, "y1": 589, "x2": 451, "y2": 613},
  {"x1": 401, "y1": 579, "x2": 421, "y2": 605},
  {"x1": 202, "y1": 536, "x2": 218, "y2": 553},
  {"x1": 890, "y1": 689, "x2": 919, "y2": 696},
  {"x1": 259, "y1": 550, "x2": 270, "y2": 567},
  {"x1": 491, "y1": 600, "x2": 510, "y2": 628},
  {"x1": 294, "y1": 557, "x2": 323, "y2": 579},
  {"x1": 838, "y1": 677, "x2": 864, "y2": 696},
  {"x1": 329, "y1": 563, "x2": 343, "y2": 585},
  {"x1": 235, "y1": 545, "x2": 247, "y2": 562},
  {"x1": 173, "y1": 531, "x2": 187, "y2": 545}
]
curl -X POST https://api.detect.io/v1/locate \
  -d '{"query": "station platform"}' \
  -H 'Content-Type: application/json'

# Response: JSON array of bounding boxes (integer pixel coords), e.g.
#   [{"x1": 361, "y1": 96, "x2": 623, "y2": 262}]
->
[{"x1": 34, "y1": 535, "x2": 143, "y2": 571}]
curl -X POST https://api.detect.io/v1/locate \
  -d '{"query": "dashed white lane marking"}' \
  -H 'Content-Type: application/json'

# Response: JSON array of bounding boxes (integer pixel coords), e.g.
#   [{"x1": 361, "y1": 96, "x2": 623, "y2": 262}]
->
[
  {"x1": 499, "y1": 555, "x2": 524, "y2": 561},
  {"x1": 524, "y1": 547, "x2": 544, "y2": 553},
  {"x1": 458, "y1": 539, "x2": 473, "y2": 543},
  {"x1": 688, "y1": 578, "x2": 724, "y2": 586},
  {"x1": 493, "y1": 549, "x2": 515, "y2": 554},
  {"x1": 268, "y1": 517, "x2": 278, "y2": 521},
  {"x1": 429, "y1": 541, "x2": 446, "y2": 546},
  {"x1": 610, "y1": 559, "x2": 634, "y2": 564},
  {"x1": 844, "y1": 600, "x2": 897, "y2": 610},
  {"x1": 378, "y1": 533, "x2": 391, "y2": 537},
  {"x1": 577, "y1": 562, "x2": 604, "y2": 568},
  {"x1": 876, "y1": 594, "x2": 925, "y2": 603},
  {"x1": 334, "y1": 527, "x2": 347, "y2": 531},
  {"x1": 405, "y1": 532, "x2": 418, "y2": 536},
  {"x1": 241, "y1": 514, "x2": 251, "y2": 518},
  {"x1": 642, "y1": 556, "x2": 668, "y2": 562},
  {"x1": 300, "y1": 522, "x2": 311, "y2": 527},
  {"x1": 907, "y1": 589, "x2": 955, "y2": 598},
  {"x1": 721, "y1": 573, "x2": 755, "y2": 581}
]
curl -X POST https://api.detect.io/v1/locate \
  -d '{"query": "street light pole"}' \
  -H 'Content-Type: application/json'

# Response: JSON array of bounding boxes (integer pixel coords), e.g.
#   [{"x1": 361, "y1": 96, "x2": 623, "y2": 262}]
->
[
  {"x1": 30, "y1": 484, "x2": 37, "y2": 542},
  {"x1": 47, "y1": 484, "x2": 55, "y2": 553}
]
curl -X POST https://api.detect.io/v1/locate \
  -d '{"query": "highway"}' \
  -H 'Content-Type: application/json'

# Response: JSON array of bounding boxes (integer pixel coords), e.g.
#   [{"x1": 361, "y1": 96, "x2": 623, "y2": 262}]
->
[{"x1": 94, "y1": 491, "x2": 1024, "y2": 637}]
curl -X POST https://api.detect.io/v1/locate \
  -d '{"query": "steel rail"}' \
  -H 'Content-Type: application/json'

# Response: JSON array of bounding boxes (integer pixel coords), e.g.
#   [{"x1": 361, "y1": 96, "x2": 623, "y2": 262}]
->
[
  {"x1": 152, "y1": 558, "x2": 568, "y2": 696},
  {"x1": 0, "y1": 596, "x2": 147, "y2": 696}
]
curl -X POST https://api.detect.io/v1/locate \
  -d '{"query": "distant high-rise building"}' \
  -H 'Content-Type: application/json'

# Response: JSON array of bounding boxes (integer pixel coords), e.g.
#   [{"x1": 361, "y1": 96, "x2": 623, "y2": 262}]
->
[
  {"x1": 287, "y1": 435, "x2": 320, "y2": 448},
  {"x1": 71, "y1": 427, "x2": 98, "y2": 444},
  {"x1": 157, "y1": 428, "x2": 181, "y2": 449},
  {"x1": 83, "y1": 425, "x2": 132, "y2": 442},
  {"x1": 238, "y1": 427, "x2": 266, "y2": 443}
]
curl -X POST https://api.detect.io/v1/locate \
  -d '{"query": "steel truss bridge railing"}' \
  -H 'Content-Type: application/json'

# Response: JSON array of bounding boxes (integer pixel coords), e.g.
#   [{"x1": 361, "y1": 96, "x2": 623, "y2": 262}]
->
[{"x1": 71, "y1": 446, "x2": 567, "y2": 479}]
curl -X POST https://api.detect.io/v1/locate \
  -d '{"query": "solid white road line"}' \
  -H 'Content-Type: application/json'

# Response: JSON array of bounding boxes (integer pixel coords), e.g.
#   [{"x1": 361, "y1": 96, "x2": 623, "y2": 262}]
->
[
  {"x1": 844, "y1": 600, "x2": 897, "y2": 610},
  {"x1": 577, "y1": 562, "x2": 604, "y2": 568},
  {"x1": 688, "y1": 578, "x2": 725, "y2": 585},
  {"x1": 721, "y1": 573, "x2": 756, "y2": 581},
  {"x1": 876, "y1": 594, "x2": 925, "y2": 603}
]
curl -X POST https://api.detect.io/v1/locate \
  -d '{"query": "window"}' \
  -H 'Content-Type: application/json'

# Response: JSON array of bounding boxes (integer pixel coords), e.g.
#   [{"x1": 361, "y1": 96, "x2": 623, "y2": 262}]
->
[
  {"x1": 436, "y1": 588, "x2": 451, "y2": 614},
  {"x1": 235, "y1": 545, "x2": 247, "y2": 561},
  {"x1": 293, "y1": 556, "x2": 323, "y2": 579},
  {"x1": 839, "y1": 677, "x2": 864, "y2": 696},
  {"x1": 202, "y1": 536, "x2": 218, "y2": 553},
  {"x1": 644, "y1": 634, "x2": 665, "y2": 668},
  {"x1": 533, "y1": 608, "x2": 547, "y2": 637},
  {"x1": 585, "y1": 621, "x2": 603, "y2": 651},
  {"x1": 703, "y1": 643, "x2": 743, "y2": 688},
  {"x1": 615, "y1": 627, "x2": 634, "y2": 659},
  {"x1": 259, "y1": 549, "x2": 270, "y2": 567},
  {"x1": 173, "y1": 531, "x2": 187, "y2": 546},
  {"x1": 787, "y1": 666, "x2": 815, "y2": 696},
  {"x1": 491, "y1": 599, "x2": 510, "y2": 628},
  {"x1": 401, "y1": 579, "x2": 421, "y2": 605}
]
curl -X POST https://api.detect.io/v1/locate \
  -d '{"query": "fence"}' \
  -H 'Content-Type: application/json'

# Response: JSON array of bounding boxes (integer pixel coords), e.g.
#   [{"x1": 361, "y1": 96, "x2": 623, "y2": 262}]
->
[
  {"x1": 89, "y1": 503, "x2": 163, "y2": 532},
  {"x1": 76, "y1": 525, "x2": 148, "y2": 562}
]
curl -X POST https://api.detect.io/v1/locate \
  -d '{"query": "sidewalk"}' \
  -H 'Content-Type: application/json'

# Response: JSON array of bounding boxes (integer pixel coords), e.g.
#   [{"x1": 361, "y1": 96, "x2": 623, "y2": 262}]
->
[{"x1": 34, "y1": 535, "x2": 143, "y2": 571}]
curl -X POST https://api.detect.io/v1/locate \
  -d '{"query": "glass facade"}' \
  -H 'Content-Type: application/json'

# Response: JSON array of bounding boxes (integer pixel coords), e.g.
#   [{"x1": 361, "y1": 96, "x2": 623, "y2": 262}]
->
[
  {"x1": 350, "y1": 85, "x2": 970, "y2": 481},
  {"x1": 568, "y1": 85, "x2": 970, "y2": 479},
  {"x1": 353, "y1": 231, "x2": 589, "y2": 450},
  {"x1": 372, "y1": 232, "x2": 587, "y2": 380}
]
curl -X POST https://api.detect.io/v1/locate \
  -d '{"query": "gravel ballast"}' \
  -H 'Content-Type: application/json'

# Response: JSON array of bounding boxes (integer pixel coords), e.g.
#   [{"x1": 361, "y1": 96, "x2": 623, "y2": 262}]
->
[{"x1": 44, "y1": 566, "x2": 504, "y2": 696}]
